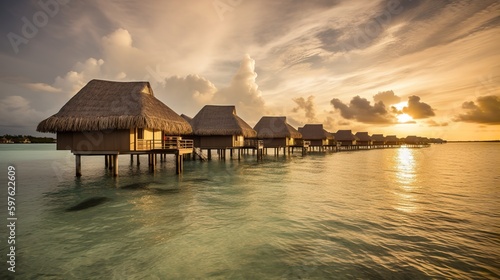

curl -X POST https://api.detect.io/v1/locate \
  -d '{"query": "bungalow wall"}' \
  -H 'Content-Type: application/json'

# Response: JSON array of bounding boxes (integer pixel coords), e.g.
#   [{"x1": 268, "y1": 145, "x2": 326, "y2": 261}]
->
[
  {"x1": 194, "y1": 135, "x2": 245, "y2": 148},
  {"x1": 57, "y1": 128, "x2": 162, "y2": 152},
  {"x1": 261, "y1": 137, "x2": 298, "y2": 147},
  {"x1": 338, "y1": 140, "x2": 356, "y2": 146},
  {"x1": 57, "y1": 130, "x2": 130, "y2": 152},
  {"x1": 306, "y1": 139, "x2": 328, "y2": 146},
  {"x1": 129, "y1": 128, "x2": 162, "y2": 151},
  {"x1": 357, "y1": 140, "x2": 373, "y2": 146}
]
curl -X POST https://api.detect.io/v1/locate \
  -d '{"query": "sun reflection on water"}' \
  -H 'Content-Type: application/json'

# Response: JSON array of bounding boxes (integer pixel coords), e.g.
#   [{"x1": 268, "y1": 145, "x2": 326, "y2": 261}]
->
[{"x1": 394, "y1": 148, "x2": 417, "y2": 213}]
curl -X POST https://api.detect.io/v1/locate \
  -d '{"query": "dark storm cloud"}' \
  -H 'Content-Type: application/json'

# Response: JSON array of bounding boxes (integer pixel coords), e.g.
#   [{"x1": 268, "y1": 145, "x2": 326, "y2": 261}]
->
[
  {"x1": 402, "y1": 95, "x2": 435, "y2": 119},
  {"x1": 330, "y1": 95, "x2": 395, "y2": 124},
  {"x1": 455, "y1": 95, "x2": 500, "y2": 124}
]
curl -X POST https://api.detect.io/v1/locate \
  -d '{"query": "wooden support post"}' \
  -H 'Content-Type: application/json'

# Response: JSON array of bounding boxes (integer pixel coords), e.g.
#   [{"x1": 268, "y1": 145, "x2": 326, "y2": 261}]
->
[
  {"x1": 108, "y1": 155, "x2": 113, "y2": 170},
  {"x1": 112, "y1": 154, "x2": 118, "y2": 177},
  {"x1": 175, "y1": 153, "x2": 182, "y2": 174},
  {"x1": 137, "y1": 154, "x2": 140, "y2": 166},
  {"x1": 105, "y1": 155, "x2": 108, "y2": 168},
  {"x1": 238, "y1": 149, "x2": 241, "y2": 160},
  {"x1": 130, "y1": 154, "x2": 133, "y2": 163},
  {"x1": 208, "y1": 149, "x2": 212, "y2": 160},
  {"x1": 75, "y1": 155, "x2": 82, "y2": 177}
]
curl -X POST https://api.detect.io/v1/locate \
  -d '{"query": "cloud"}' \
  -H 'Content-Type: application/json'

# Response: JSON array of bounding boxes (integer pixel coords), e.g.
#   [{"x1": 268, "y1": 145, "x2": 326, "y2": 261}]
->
[
  {"x1": 292, "y1": 95, "x2": 317, "y2": 122},
  {"x1": 331, "y1": 95, "x2": 395, "y2": 124},
  {"x1": 214, "y1": 54, "x2": 266, "y2": 123},
  {"x1": 0, "y1": 96, "x2": 45, "y2": 129},
  {"x1": 24, "y1": 83, "x2": 62, "y2": 93},
  {"x1": 427, "y1": 119, "x2": 449, "y2": 127},
  {"x1": 161, "y1": 74, "x2": 217, "y2": 114},
  {"x1": 455, "y1": 95, "x2": 500, "y2": 124},
  {"x1": 373, "y1": 90, "x2": 401, "y2": 105},
  {"x1": 402, "y1": 95, "x2": 435, "y2": 119}
]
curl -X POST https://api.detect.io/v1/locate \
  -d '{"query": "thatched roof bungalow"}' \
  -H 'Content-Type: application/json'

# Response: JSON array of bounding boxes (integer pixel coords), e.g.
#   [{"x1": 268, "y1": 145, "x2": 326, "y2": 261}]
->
[
  {"x1": 354, "y1": 132, "x2": 373, "y2": 146},
  {"x1": 189, "y1": 105, "x2": 256, "y2": 148},
  {"x1": 37, "y1": 79, "x2": 192, "y2": 152},
  {"x1": 334, "y1": 130, "x2": 357, "y2": 146},
  {"x1": 371, "y1": 134, "x2": 386, "y2": 145},
  {"x1": 385, "y1": 135, "x2": 400, "y2": 145},
  {"x1": 404, "y1": 135, "x2": 420, "y2": 145},
  {"x1": 253, "y1": 116, "x2": 302, "y2": 147},
  {"x1": 298, "y1": 124, "x2": 333, "y2": 146}
]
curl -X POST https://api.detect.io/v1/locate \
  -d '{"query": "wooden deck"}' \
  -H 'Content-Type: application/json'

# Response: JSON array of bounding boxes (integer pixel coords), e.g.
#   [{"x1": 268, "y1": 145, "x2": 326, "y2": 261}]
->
[{"x1": 72, "y1": 137, "x2": 194, "y2": 177}]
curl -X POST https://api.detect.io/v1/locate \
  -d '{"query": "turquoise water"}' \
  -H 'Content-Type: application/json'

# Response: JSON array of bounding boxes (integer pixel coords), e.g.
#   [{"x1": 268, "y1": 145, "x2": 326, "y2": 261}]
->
[{"x1": 0, "y1": 143, "x2": 499, "y2": 279}]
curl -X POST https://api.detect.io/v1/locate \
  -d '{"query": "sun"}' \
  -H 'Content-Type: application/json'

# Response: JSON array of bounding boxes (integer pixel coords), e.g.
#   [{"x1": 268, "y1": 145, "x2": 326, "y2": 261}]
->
[
  {"x1": 391, "y1": 102, "x2": 414, "y2": 123},
  {"x1": 393, "y1": 101, "x2": 408, "y2": 111},
  {"x1": 397, "y1": 113, "x2": 413, "y2": 123}
]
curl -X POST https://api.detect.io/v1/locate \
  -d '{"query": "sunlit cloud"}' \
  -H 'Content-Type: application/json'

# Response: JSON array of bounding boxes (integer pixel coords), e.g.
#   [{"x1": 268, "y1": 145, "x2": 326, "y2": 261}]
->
[
  {"x1": 401, "y1": 95, "x2": 435, "y2": 119},
  {"x1": 330, "y1": 96, "x2": 395, "y2": 124},
  {"x1": 455, "y1": 95, "x2": 500, "y2": 124},
  {"x1": 1, "y1": 0, "x2": 498, "y2": 140}
]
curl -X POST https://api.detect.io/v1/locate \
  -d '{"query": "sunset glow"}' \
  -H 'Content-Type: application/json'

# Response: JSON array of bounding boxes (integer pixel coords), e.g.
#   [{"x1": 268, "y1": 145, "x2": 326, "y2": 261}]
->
[
  {"x1": 0, "y1": 1, "x2": 499, "y2": 140},
  {"x1": 397, "y1": 114, "x2": 414, "y2": 123}
]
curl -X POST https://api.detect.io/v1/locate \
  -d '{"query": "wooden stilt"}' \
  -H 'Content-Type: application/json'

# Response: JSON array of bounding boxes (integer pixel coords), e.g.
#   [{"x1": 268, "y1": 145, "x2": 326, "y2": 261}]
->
[
  {"x1": 112, "y1": 155, "x2": 118, "y2": 177},
  {"x1": 75, "y1": 155, "x2": 82, "y2": 177},
  {"x1": 208, "y1": 149, "x2": 212, "y2": 160},
  {"x1": 130, "y1": 154, "x2": 134, "y2": 163},
  {"x1": 105, "y1": 155, "x2": 109, "y2": 168},
  {"x1": 175, "y1": 153, "x2": 181, "y2": 174},
  {"x1": 108, "y1": 155, "x2": 113, "y2": 170},
  {"x1": 137, "y1": 154, "x2": 140, "y2": 166}
]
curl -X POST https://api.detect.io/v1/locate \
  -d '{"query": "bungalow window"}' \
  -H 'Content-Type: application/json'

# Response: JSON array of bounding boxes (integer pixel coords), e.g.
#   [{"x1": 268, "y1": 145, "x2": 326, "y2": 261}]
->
[{"x1": 137, "y1": 128, "x2": 144, "y2": 139}]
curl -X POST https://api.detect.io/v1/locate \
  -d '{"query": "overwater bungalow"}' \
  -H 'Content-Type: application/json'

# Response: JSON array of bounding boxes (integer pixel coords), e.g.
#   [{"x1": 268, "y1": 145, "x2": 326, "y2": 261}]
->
[
  {"x1": 189, "y1": 105, "x2": 257, "y2": 158},
  {"x1": 334, "y1": 130, "x2": 358, "y2": 147},
  {"x1": 354, "y1": 132, "x2": 373, "y2": 147},
  {"x1": 298, "y1": 124, "x2": 334, "y2": 151},
  {"x1": 37, "y1": 79, "x2": 193, "y2": 176},
  {"x1": 404, "y1": 135, "x2": 420, "y2": 145},
  {"x1": 1, "y1": 137, "x2": 13, "y2": 144},
  {"x1": 253, "y1": 116, "x2": 302, "y2": 150},
  {"x1": 371, "y1": 134, "x2": 386, "y2": 146},
  {"x1": 385, "y1": 135, "x2": 400, "y2": 146}
]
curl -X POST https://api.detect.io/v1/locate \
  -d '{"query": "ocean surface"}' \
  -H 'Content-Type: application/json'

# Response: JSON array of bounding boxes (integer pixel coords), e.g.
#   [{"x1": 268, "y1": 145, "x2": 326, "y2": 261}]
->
[{"x1": 0, "y1": 143, "x2": 499, "y2": 279}]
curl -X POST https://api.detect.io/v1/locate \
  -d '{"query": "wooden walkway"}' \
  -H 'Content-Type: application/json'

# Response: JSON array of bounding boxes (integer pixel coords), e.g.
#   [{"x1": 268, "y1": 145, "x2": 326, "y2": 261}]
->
[{"x1": 72, "y1": 138, "x2": 433, "y2": 178}]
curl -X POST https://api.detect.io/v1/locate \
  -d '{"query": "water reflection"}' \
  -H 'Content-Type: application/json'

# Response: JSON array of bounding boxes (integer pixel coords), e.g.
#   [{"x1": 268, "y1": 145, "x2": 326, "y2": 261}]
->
[{"x1": 394, "y1": 148, "x2": 417, "y2": 213}]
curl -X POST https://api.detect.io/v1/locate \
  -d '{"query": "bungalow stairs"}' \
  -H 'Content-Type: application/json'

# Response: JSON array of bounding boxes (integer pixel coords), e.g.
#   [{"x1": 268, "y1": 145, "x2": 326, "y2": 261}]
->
[{"x1": 193, "y1": 147, "x2": 208, "y2": 161}]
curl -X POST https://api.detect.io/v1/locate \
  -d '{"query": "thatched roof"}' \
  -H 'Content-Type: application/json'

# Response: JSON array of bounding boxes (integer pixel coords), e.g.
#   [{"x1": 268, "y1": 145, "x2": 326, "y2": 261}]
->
[
  {"x1": 37, "y1": 79, "x2": 192, "y2": 134},
  {"x1": 190, "y1": 105, "x2": 257, "y2": 137},
  {"x1": 385, "y1": 135, "x2": 399, "y2": 142},
  {"x1": 298, "y1": 124, "x2": 331, "y2": 140},
  {"x1": 335, "y1": 130, "x2": 357, "y2": 141},
  {"x1": 355, "y1": 132, "x2": 372, "y2": 141},
  {"x1": 254, "y1": 116, "x2": 302, "y2": 138},
  {"x1": 180, "y1": 114, "x2": 192, "y2": 124},
  {"x1": 405, "y1": 135, "x2": 419, "y2": 143},
  {"x1": 371, "y1": 134, "x2": 385, "y2": 142}
]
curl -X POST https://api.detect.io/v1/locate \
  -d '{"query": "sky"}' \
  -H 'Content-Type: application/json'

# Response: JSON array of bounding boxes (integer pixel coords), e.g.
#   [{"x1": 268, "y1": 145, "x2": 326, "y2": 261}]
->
[{"x1": 1, "y1": 0, "x2": 499, "y2": 140}]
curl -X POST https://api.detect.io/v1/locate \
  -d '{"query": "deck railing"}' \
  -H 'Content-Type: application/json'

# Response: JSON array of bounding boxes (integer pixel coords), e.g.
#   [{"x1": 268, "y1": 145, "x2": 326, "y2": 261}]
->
[
  {"x1": 244, "y1": 139, "x2": 264, "y2": 149},
  {"x1": 133, "y1": 137, "x2": 194, "y2": 151}
]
